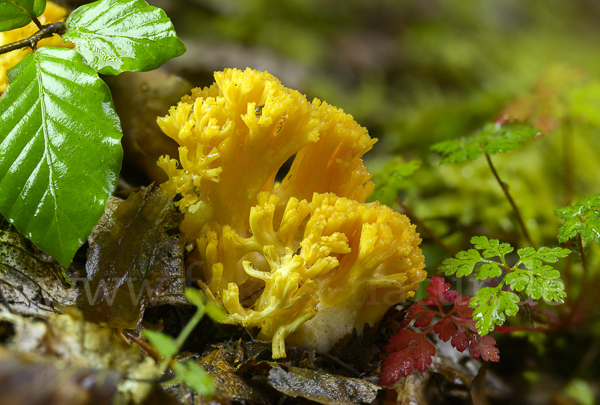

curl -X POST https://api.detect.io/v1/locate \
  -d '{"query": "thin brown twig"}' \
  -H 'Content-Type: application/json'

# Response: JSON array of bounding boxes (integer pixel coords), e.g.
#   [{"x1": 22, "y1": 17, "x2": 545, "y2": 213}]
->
[
  {"x1": 126, "y1": 331, "x2": 161, "y2": 362},
  {"x1": 115, "y1": 329, "x2": 132, "y2": 345},
  {"x1": 577, "y1": 235, "x2": 589, "y2": 281},
  {"x1": 484, "y1": 152, "x2": 534, "y2": 247},
  {"x1": 127, "y1": 331, "x2": 181, "y2": 379},
  {"x1": 0, "y1": 21, "x2": 66, "y2": 56},
  {"x1": 396, "y1": 199, "x2": 457, "y2": 256}
]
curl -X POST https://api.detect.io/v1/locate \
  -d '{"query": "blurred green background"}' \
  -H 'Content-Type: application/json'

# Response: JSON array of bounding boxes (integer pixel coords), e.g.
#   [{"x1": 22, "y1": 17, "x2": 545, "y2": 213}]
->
[{"x1": 133, "y1": 0, "x2": 600, "y2": 262}]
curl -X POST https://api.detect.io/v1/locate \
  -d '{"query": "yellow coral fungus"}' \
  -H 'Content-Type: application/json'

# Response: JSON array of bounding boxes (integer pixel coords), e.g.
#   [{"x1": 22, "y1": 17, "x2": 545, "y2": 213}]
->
[
  {"x1": 200, "y1": 192, "x2": 425, "y2": 358},
  {"x1": 158, "y1": 68, "x2": 426, "y2": 358},
  {"x1": 157, "y1": 68, "x2": 375, "y2": 237},
  {"x1": 0, "y1": 1, "x2": 73, "y2": 93}
]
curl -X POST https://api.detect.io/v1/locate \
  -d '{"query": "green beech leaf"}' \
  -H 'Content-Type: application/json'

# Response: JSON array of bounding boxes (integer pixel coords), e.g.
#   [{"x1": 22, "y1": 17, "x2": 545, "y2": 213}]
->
[
  {"x1": 63, "y1": 0, "x2": 186, "y2": 75},
  {"x1": 0, "y1": 47, "x2": 123, "y2": 267},
  {"x1": 0, "y1": 0, "x2": 46, "y2": 31}
]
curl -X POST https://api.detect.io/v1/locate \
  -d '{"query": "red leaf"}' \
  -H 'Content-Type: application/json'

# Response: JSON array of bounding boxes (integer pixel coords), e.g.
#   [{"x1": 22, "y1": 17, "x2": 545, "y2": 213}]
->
[
  {"x1": 384, "y1": 330, "x2": 419, "y2": 353},
  {"x1": 413, "y1": 338, "x2": 436, "y2": 372},
  {"x1": 382, "y1": 285, "x2": 499, "y2": 387},
  {"x1": 450, "y1": 326, "x2": 472, "y2": 352},
  {"x1": 400, "y1": 301, "x2": 427, "y2": 329},
  {"x1": 425, "y1": 276, "x2": 448, "y2": 304},
  {"x1": 425, "y1": 276, "x2": 457, "y2": 305},
  {"x1": 454, "y1": 295, "x2": 473, "y2": 318},
  {"x1": 443, "y1": 289, "x2": 458, "y2": 303},
  {"x1": 414, "y1": 312, "x2": 434, "y2": 328},
  {"x1": 433, "y1": 318, "x2": 456, "y2": 342},
  {"x1": 380, "y1": 334, "x2": 436, "y2": 385},
  {"x1": 426, "y1": 276, "x2": 448, "y2": 297},
  {"x1": 470, "y1": 335, "x2": 500, "y2": 362},
  {"x1": 380, "y1": 350, "x2": 414, "y2": 386}
]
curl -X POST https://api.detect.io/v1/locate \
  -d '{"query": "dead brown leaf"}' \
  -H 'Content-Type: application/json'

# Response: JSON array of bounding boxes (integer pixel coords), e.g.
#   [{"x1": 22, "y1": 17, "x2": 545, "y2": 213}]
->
[
  {"x1": 0, "y1": 346, "x2": 121, "y2": 405},
  {"x1": 77, "y1": 184, "x2": 186, "y2": 329},
  {"x1": 0, "y1": 215, "x2": 76, "y2": 316},
  {"x1": 0, "y1": 309, "x2": 158, "y2": 404},
  {"x1": 196, "y1": 348, "x2": 268, "y2": 404}
]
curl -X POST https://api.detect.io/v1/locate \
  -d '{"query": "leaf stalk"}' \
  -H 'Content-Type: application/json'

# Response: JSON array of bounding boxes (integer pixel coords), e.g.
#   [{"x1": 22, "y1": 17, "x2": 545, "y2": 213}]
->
[
  {"x1": 0, "y1": 21, "x2": 66, "y2": 56},
  {"x1": 32, "y1": 16, "x2": 43, "y2": 30},
  {"x1": 484, "y1": 152, "x2": 534, "y2": 247}
]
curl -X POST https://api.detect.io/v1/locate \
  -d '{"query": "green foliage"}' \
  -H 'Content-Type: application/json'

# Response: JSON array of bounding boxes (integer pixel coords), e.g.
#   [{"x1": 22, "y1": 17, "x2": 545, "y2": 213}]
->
[
  {"x1": 0, "y1": 47, "x2": 122, "y2": 266},
  {"x1": 555, "y1": 193, "x2": 600, "y2": 243},
  {"x1": 441, "y1": 236, "x2": 569, "y2": 335},
  {"x1": 470, "y1": 288, "x2": 520, "y2": 335},
  {"x1": 563, "y1": 378, "x2": 596, "y2": 405},
  {"x1": 441, "y1": 236, "x2": 510, "y2": 280},
  {"x1": 472, "y1": 235, "x2": 514, "y2": 257},
  {"x1": 64, "y1": 0, "x2": 186, "y2": 75},
  {"x1": 0, "y1": 0, "x2": 184, "y2": 266},
  {"x1": 0, "y1": 0, "x2": 46, "y2": 31},
  {"x1": 184, "y1": 287, "x2": 205, "y2": 308},
  {"x1": 185, "y1": 288, "x2": 227, "y2": 322},
  {"x1": 517, "y1": 246, "x2": 572, "y2": 268},
  {"x1": 204, "y1": 300, "x2": 227, "y2": 323},
  {"x1": 143, "y1": 329, "x2": 179, "y2": 358},
  {"x1": 366, "y1": 158, "x2": 420, "y2": 206},
  {"x1": 144, "y1": 288, "x2": 220, "y2": 396},
  {"x1": 442, "y1": 249, "x2": 497, "y2": 278},
  {"x1": 171, "y1": 361, "x2": 214, "y2": 396},
  {"x1": 431, "y1": 123, "x2": 539, "y2": 164}
]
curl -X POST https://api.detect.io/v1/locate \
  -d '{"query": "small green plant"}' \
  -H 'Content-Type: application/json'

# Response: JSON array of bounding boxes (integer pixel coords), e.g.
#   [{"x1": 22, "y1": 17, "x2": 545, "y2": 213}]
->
[
  {"x1": 143, "y1": 288, "x2": 226, "y2": 396},
  {"x1": 440, "y1": 236, "x2": 569, "y2": 335},
  {"x1": 555, "y1": 193, "x2": 600, "y2": 244},
  {"x1": 0, "y1": 0, "x2": 185, "y2": 266},
  {"x1": 430, "y1": 123, "x2": 539, "y2": 165},
  {"x1": 554, "y1": 193, "x2": 600, "y2": 327},
  {"x1": 432, "y1": 122, "x2": 540, "y2": 246},
  {"x1": 366, "y1": 157, "x2": 421, "y2": 207},
  {"x1": 380, "y1": 117, "x2": 580, "y2": 386}
]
